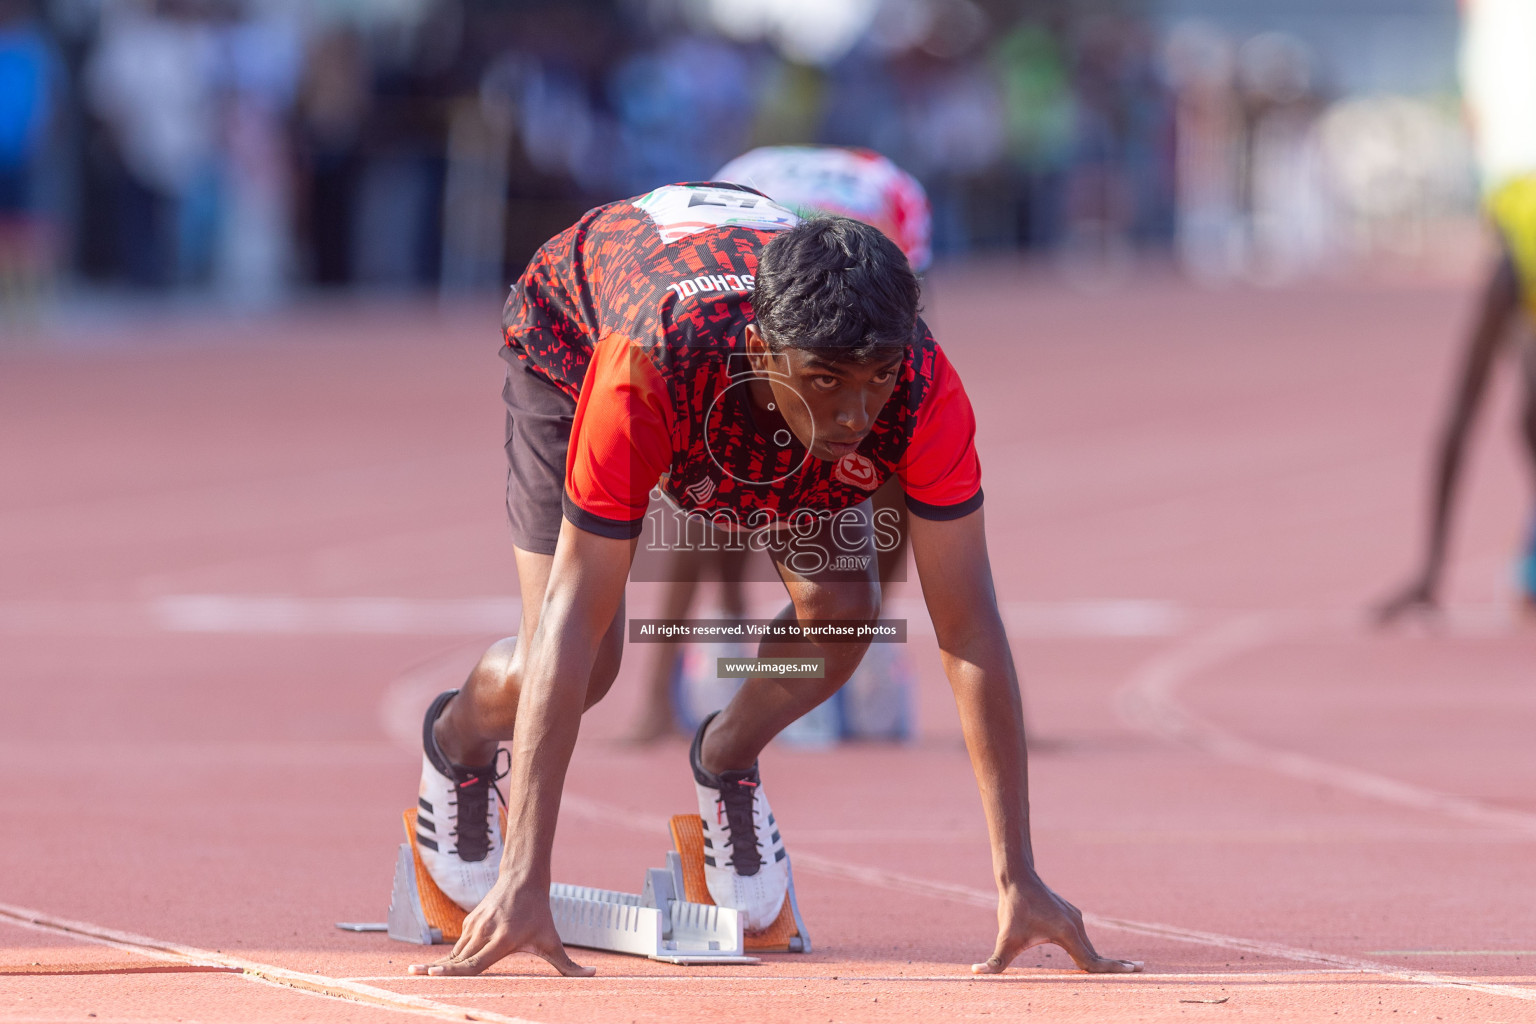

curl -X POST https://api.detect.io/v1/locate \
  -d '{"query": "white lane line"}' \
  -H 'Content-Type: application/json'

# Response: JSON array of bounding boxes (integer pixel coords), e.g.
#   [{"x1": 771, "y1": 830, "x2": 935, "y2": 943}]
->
[
  {"x1": 1, "y1": 596, "x2": 1181, "y2": 638},
  {"x1": 1368, "y1": 951, "x2": 1536, "y2": 957},
  {"x1": 372, "y1": 598, "x2": 1187, "y2": 749},
  {"x1": 0, "y1": 1018, "x2": 198, "y2": 1024},
  {"x1": 0, "y1": 596, "x2": 523, "y2": 636},
  {"x1": 0, "y1": 902, "x2": 546, "y2": 1024},
  {"x1": 1003, "y1": 599, "x2": 1186, "y2": 638},
  {"x1": 368, "y1": 617, "x2": 1535, "y2": 1004},
  {"x1": 775, "y1": 828, "x2": 979, "y2": 844},
  {"x1": 1040, "y1": 827, "x2": 1521, "y2": 845},
  {"x1": 1115, "y1": 612, "x2": 1536, "y2": 840},
  {"x1": 338, "y1": 969, "x2": 1364, "y2": 984},
  {"x1": 380, "y1": 640, "x2": 492, "y2": 748},
  {"x1": 557, "y1": 795, "x2": 1536, "y2": 1004},
  {"x1": 153, "y1": 595, "x2": 523, "y2": 635}
]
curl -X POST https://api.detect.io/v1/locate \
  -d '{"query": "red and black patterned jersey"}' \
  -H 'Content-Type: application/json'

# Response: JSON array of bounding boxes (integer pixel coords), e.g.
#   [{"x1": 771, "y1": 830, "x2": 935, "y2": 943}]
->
[{"x1": 501, "y1": 182, "x2": 983, "y2": 540}]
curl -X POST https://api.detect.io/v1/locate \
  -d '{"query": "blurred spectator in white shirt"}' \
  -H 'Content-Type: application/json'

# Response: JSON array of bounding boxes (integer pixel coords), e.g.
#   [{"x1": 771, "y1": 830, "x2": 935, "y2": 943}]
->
[{"x1": 85, "y1": 0, "x2": 218, "y2": 286}]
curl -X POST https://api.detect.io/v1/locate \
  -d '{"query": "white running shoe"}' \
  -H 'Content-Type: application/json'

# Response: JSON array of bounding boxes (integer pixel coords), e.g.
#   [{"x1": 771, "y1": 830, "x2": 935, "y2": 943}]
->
[
  {"x1": 415, "y1": 690, "x2": 504, "y2": 911},
  {"x1": 690, "y1": 711, "x2": 788, "y2": 931}
]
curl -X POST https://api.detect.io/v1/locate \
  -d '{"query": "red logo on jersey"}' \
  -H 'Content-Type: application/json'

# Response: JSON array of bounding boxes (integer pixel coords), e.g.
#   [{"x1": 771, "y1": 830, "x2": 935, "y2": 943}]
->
[{"x1": 832, "y1": 452, "x2": 879, "y2": 490}]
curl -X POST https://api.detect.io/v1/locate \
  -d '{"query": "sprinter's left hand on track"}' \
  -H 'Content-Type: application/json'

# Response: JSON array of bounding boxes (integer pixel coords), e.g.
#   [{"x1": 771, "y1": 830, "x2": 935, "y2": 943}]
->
[
  {"x1": 970, "y1": 876, "x2": 1141, "y2": 975},
  {"x1": 408, "y1": 877, "x2": 595, "y2": 978}
]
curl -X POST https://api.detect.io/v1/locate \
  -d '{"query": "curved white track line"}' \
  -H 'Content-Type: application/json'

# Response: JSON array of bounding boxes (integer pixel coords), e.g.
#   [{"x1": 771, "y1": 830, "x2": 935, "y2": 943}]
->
[
  {"x1": 1116, "y1": 612, "x2": 1536, "y2": 839},
  {"x1": 0, "y1": 902, "x2": 544, "y2": 1024},
  {"x1": 374, "y1": 636, "x2": 1536, "y2": 1003},
  {"x1": 379, "y1": 640, "x2": 493, "y2": 748},
  {"x1": 558, "y1": 796, "x2": 1536, "y2": 1003}
]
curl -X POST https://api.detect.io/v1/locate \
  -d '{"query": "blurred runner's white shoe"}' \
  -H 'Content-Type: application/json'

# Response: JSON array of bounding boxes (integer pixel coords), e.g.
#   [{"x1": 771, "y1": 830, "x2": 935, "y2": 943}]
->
[
  {"x1": 690, "y1": 711, "x2": 788, "y2": 931},
  {"x1": 416, "y1": 689, "x2": 505, "y2": 911}
]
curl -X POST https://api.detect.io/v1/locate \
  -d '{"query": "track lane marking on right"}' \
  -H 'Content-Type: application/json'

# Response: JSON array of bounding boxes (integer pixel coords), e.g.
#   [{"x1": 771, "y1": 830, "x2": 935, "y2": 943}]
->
[
  {"x1": 557, "y1": 794, "x2": 1536, "y2": 1003},
  {"x1": 0, "y1": 596, "x2": 1185, "y2": 638},
  {"x1": 371, "y1": 644, "x2": 1536, "y2": 1004},
  {"x1": 338, "y1": 969, "x2": 1368, "y2": 984},
  {"x1": 1115, "y1": 611, "x2": 1536, "y2": 839}
]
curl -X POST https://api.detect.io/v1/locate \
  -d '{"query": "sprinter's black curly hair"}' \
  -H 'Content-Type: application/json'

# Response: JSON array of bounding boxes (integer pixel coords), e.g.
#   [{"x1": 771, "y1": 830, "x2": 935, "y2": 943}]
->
[{"x1": 751, "y1": 217, "x2": 920, "y2": 363}]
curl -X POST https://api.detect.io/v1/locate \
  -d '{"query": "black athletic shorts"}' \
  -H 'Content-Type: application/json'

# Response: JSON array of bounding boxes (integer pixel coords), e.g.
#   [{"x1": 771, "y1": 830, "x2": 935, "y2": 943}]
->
[{"x1": 501, "y1": 355, "x2": 575, "y2": 555}]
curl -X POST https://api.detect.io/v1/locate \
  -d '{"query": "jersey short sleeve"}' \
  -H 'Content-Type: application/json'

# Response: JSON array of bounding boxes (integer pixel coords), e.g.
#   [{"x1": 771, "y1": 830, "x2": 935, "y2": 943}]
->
[
  {"x1": 562, "y1": 334, "x2": 674, "y2": 539},
  {"x1": 900, "y1": 345, "x2": 984, "y2": 520}
]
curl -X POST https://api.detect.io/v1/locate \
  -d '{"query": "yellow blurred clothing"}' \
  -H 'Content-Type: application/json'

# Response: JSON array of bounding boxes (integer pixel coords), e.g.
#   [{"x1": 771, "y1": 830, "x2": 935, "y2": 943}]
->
[{"x1": 1488, "y1": 174, "x2": 1536, "y2": 314}]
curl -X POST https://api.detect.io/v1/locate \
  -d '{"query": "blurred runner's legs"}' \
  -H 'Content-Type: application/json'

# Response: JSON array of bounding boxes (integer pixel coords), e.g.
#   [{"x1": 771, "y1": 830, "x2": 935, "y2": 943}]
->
[
  {"x1": 630, "y1": 478, "x2": 909, "y2": 742},
  {"x1": 1385, "y1": 0, "x2": 1536, "y2": 617},
  {"x1": 1377, "y1": 176, "x2": 1536, "y2": 619},
  {"x1": 629, "y1": 535, "x2": 748, "y2": 743}
]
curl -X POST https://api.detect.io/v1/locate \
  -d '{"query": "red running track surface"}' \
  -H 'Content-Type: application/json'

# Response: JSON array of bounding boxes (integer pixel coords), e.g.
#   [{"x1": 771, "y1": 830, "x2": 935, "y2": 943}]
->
[{"x1": 2, "y1": 272, "x2": 1535, "y2": 1022}]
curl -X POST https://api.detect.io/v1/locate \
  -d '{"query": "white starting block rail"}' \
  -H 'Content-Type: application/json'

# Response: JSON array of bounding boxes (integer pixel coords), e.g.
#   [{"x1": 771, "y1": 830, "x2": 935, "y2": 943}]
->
[{"x1": 382, "y1": 846, "x2": 759, "y2": 965}]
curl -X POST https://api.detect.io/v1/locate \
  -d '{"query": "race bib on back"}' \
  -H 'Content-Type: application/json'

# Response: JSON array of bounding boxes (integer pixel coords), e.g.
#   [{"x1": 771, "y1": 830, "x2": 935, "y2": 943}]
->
[{"x1": 633, "y1": 184, "x2": 798, "y2": 244}]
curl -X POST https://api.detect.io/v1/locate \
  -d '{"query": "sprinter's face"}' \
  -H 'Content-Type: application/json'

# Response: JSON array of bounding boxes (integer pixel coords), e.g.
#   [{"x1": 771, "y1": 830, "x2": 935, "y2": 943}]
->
[{"x1": 743, "y1": 324, "x2": 904, "y2": 462}]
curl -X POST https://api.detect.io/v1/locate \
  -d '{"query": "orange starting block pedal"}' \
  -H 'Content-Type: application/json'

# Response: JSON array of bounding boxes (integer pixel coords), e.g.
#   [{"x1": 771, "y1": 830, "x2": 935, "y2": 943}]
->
[
  {"x1": 668, "y1": 814, "x2": 811, "y2": 953},
  {"x1": 387, "y1": 808, "x2": 470, "y2": 944}
]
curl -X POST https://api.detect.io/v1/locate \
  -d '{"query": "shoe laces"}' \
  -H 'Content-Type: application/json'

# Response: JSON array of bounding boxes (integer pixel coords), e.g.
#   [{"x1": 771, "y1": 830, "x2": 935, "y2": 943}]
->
[
  {"x1": 715, "y1": 774, "x2": 763, "y2": 876},
  {"x1": 448, "y1": 748, "x2": 509, "y2": 862}
]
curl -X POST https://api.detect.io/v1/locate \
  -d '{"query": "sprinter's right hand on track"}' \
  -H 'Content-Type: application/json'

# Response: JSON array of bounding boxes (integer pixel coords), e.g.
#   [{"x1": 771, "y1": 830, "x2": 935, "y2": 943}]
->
[
  {"x1": 408, "y1": 877, "x2": 594, "y2": 978},
  {"x1": 970, "y1": 876, "x2": 1141, "y2": 975}
]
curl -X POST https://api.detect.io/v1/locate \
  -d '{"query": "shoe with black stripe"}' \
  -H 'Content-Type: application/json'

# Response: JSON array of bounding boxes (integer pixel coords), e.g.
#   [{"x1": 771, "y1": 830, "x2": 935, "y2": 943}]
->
[
  {"x1": 416, "y1": 689, "x2": 505, "y2": 911},
  {"x1": 690, "y1": 710, "x2": 788, "y2": 931}
]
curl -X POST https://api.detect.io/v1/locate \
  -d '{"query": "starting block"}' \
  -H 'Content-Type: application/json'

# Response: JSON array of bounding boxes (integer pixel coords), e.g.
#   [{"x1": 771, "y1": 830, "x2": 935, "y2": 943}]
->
[
  {"x1": 667, "y1": 814, "x2": 810, "y2": 953},
  {"x1": 377, "y1": 810, "x2": 810, "y2": 963}
]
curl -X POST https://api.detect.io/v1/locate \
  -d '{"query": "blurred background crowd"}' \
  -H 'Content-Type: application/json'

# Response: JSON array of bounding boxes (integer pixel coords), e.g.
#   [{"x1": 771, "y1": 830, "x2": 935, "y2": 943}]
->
[{"x1": 0, "y1": 0, "x2": 1474, "y2": 312}]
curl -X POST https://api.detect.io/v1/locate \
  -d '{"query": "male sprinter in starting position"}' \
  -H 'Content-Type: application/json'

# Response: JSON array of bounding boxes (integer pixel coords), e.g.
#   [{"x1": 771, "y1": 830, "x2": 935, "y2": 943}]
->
[
  {"x1": 629, "y1": 145, "x2": 933, "y2": 741},
  {"x1": 408, "y1": 182, "x2": 1136, "y2": 977}
]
